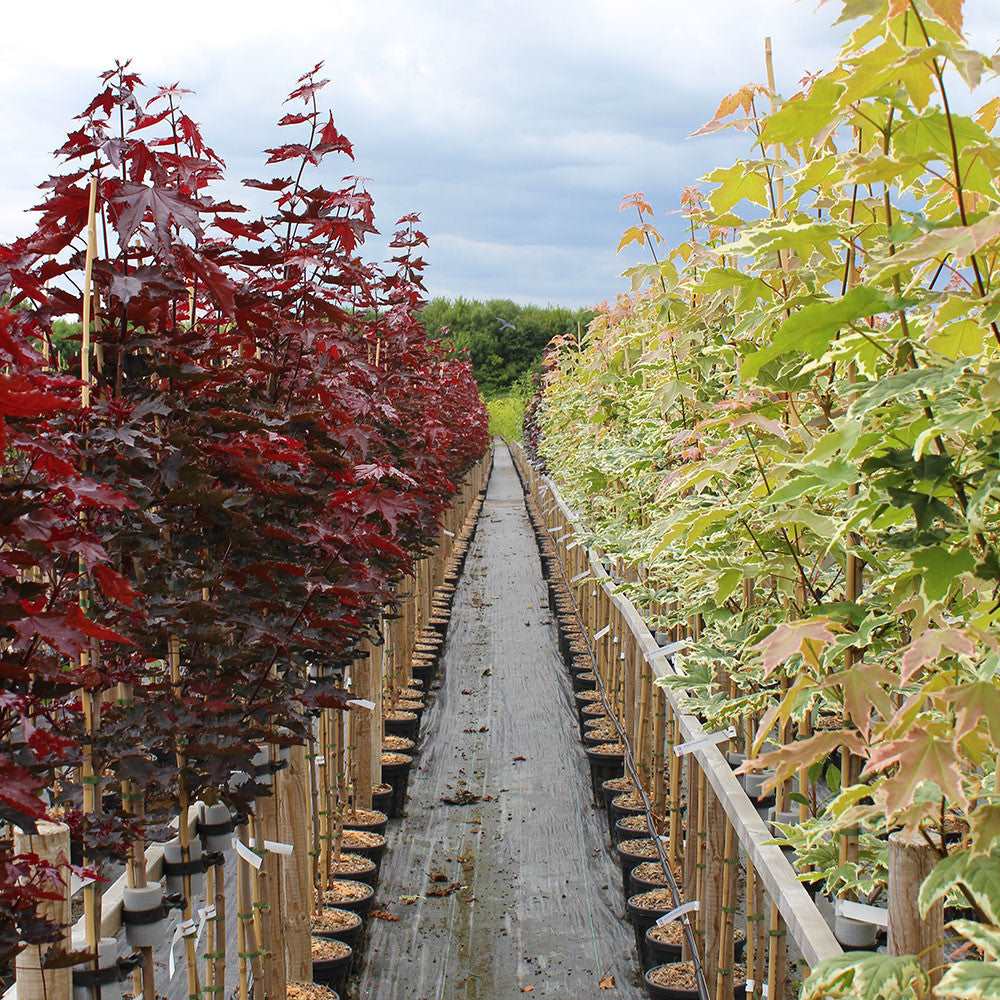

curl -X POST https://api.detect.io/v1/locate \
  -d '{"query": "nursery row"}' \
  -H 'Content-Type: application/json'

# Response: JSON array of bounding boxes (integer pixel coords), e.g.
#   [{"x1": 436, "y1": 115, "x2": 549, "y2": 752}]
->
[
  {"x1": 525, "y1": 2, "x2": 1000, "y2": 999},
  {"x1": 0, "y1": 60, "x2": 488, "y2": 1000}
]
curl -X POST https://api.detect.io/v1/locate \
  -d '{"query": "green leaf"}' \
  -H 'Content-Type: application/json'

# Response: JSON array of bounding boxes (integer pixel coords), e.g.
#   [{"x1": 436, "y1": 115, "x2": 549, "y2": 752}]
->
[
  {"x1": 713, "y1": 568, "x2": 743, "y2": 606},
  {"x1": 911, "y1": 545, "x2": 977, "y2": 603},
  {"x1": 703, "y1": 163, "x2": 770, "y2": 214},
  {"x1": 762, "y1": 74, "x2": 843, "y2": 146},
  {"x1": 928, "y1": 320, "x2": 986, "y2": 360},
  {"x1": 877, "y1": 212, "x2": 1000, "y2": 275},
  {"x1": 803, "y1": 952, "x2": 928, "y2": 1000},
  {"x1": 919, "y1": 849, "x2": 969, "y2": 917},
  {"x1": 949, "y1": 921, "x2": 1000, "y2": 962},
  {"x1": 742, "y1": 286, "x2": 904, "y2": 381},
  {"x1": 937, "y1": 961, "x2": 1000, "y2": 1000}
]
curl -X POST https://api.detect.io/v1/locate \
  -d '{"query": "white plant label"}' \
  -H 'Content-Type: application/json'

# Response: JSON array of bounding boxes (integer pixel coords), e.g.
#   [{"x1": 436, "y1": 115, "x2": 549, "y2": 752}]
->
[
  {"x1": 593, "y1": 625, "x2": 611, "y2": 640},
  {"x1": 169, "y1": 918, "x2": 198, "y2": 978},
  {"x1": 835, "y1": 898, "x2": 889, "y2": 928},
  {"x1": 233, "y1": 837, "x2": 263, "y2": 870},
  {"x1": 655, "y1": 899, "x2": 700, "y2": 926},
  {"x1": 571, "y1": 570, "x2": 589, "y2": 583},
  {"x1": 347, "y1": 698, "x2": 375, "y2": 711},
  {"x1": 674, "y1": 727, "x2": 737, "y2": 757}
]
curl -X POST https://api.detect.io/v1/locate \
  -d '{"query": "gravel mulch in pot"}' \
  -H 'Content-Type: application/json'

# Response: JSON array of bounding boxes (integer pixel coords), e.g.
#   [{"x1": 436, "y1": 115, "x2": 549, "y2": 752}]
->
[
  {"x1": 646, "y1": 961, "x2": 746, "y2": 998},
  {"x1": 311, "y1": 937, "x2": 351, "y2": 961},
  {"x1": 382, "y1": 735, "x2": 416, "y2": 753},
  {"x1": 311, "y1": 908, "x2": 362, "y2": 935},
  {"x1": 287, "y1": 983, "x2": 338, "y2": 1000}
]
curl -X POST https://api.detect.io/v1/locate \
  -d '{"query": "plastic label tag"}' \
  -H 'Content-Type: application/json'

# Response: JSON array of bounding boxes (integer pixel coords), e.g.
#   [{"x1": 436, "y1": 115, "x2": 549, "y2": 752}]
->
[
  {"x1": 571, "y1": 570, "x2": 589, "y2": 583},
  {"x1": 566, "y1": 540, "x2": 580, "y2": 551},
  {"x1": 169, "y1": 918, "x2": 198, "y2": 978},
  {"x1": 593, "y1": 625, "x2": 611, "y2": 641},
  {"x1": 443, "y1": 529, "x2": 455, "y2": 538},
  {"x1": 674, "y1": 727, "x2": 737, "y2": 757},
  {"x1": 347, "y1": 698, "x2": 375, "y2": 711},
  {"x1": 233, "y1": 837, "x2": 263, "y2": 870},
  {"x1": 835, "y1": 898, "x2": 889, "y2": 928},
  {"x1": 655, "y1": 899, "x2": 699, "y2": 926}
]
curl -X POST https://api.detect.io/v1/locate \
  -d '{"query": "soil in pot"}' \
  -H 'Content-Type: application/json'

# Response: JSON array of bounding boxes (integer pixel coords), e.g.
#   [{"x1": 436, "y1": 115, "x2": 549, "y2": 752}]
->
[
  {"x1": 615, "y1": 812, "x2": 654, "y2": 846},
  {"x1": 616, "y1": 837, "x2": 663, "y2": 897},
  {"x1": 311, "y1": 936, "x2": 352, "y2": 995},
  {"x1": 288, "y1": 982, "x2": 339, "y2": 1000},
  {"x1": 629, "y1": 860, "x2": 684, "y2": 899},
  {"x1": 583, "y1": 723, "x2": 620, "y2": 747},
  {"x1": 585, "y1": 741, "x2": 625, "y2": 802},
  {"x1": 341, "y1": 807, "x2": 388, "y2": 837},
  {"x1": 644, "y1": 918, "x2": 748, "y2": 970},
  {"x1": 329, "y1": 852, "x2": 378, "y2": 889},
  {"x1": 397, "y1": 698, "x2": 424, "y2": 713},
  {"x1": 340, "y1": 828, "x2": 387, "y2": 867},
  {"x1": 645, "y1": 961, "x2": 746, "y2": 1000},
  {"x1": 322, "y1": 879, "x2": 375, "y2": 917},
  {"x1": 382, "y1": 735, "x2": 416, "y2": 755},
  {"x1": 572, "y1": 670, "x2": 598, "y2": 693},
  {"x1": 611, "y1": 790, "x2": 647, "y2": 828},
  {"x1": 311, "y1": 906, "x2": 364, "y2": 951}
]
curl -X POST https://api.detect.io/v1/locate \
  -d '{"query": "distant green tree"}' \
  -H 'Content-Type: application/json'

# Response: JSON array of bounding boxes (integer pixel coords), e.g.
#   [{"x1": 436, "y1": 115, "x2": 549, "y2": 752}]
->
[{"x1": 418, "y1": 297, "x2": 591, "y2": 397}]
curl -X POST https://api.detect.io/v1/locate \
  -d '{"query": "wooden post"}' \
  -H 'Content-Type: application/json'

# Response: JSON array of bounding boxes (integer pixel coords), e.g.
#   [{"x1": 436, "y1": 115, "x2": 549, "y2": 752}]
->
[
  {"x1": 14, "y1": 822, "x2": 71, "y2": 1000},
  {"x1": 889, "y1": 831, "x2": 944, "y2": 983},
  {"x1": 280, "y1": 744, "x2": 312, "y2": 981},
  {"x1": 652, "y1": 690, "x2": 666, "y2": 820},
  {"x1": 701, "y1": 787, "x2": 727, "y2": 1000}
]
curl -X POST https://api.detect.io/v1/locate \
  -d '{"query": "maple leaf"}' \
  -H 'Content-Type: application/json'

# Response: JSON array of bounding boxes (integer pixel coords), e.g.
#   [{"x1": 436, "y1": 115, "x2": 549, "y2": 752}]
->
[
  {"x1": 969, "y1": 804, "x2": 1000, "y2": 856},
  {"x1": 599, "y1": 973, "x2": 616, "y2": 989},
  {"x1": 109, "y1": 181, "x2": 203, "y2": 249},
  {"x1": 753, "y1": 618, "x2": 841, "y2": 676},
  {"x1": 92, "y1": 565, "x2": 139, "y2": 607},
  {"x1": 739, "y1": 729, "x2": 865, "y2": 794},
  {"x1": 940, "y1": 681, "x2": 1000, "y2": 744},
  {"x1": 900, "y1": 628, "x2": 975, "y2": 682},
  {"x1": 864, "y1": 729, "x2": 968, "y2": 818},
  {"x1": 820, "y1": 665, "x2": 895, "y2": 739}
]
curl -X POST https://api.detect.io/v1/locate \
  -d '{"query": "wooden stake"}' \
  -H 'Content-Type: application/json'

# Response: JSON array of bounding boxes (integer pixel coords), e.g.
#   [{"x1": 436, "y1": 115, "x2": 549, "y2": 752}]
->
[
  {"x1": 14, "y1": 823, "x2": 71, "y2": 1000},
  {"x1": 889, "y1": 830, "x2": 944, "y2": 983}
]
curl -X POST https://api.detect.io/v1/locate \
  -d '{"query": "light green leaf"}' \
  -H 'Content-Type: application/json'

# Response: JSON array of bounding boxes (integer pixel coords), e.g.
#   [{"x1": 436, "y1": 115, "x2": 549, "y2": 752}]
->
[
  {"x1": 919, "y1": 849, "x2": 969, "y2": 917},
  {"x1": 911, "y1": 545, "x2": 977, "y2": 604},
  {"x1": 937, "y1": 961, "x2": 1000, "y2": 1000},
  {"x1": 742, "y1": 286, "x2": 903, "y2": 380}
]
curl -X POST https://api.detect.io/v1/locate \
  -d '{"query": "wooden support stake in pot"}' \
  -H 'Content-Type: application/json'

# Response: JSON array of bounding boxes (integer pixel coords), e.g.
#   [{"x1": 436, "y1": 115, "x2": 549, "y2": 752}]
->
[
  {"x1": 14, "y1": 822, "x2": 72, "y2": 1000},
  {"x1": 888, "y1": 830, "x2": 943, "y2": 983},
  {"x1": 280, "y1": 743, "x2": 312, "y2": 981}
]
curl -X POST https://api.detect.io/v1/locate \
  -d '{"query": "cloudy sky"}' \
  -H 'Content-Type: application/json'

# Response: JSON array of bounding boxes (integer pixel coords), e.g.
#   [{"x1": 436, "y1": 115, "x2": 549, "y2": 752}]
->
[{"x1": 0, "y1": 1, "x2": 997, "y2": 307}]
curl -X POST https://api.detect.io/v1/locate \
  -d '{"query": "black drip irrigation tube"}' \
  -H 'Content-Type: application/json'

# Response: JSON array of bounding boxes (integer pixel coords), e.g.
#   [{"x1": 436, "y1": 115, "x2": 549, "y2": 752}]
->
[{"x1": 515, "y1": 453, "x2": 711, "y2": 1000}]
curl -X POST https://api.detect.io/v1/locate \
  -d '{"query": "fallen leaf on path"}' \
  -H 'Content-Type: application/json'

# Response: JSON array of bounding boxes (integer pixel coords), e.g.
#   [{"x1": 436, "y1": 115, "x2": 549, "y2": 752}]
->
[
  {"x1": 400, "y1": 895, "x2": 419, "y2": 905},
  {"x1": 599, "y1": 973, "x2": 616, "y2": 989},
  {"x1": 369, "y1": 910, "x2": 400, "y2": 922},
  {"x1": 426, "y1": 881, "x2": 463, "y2": 897},
  {"x1": 441, "y1": 789, "x2": 482, "y2": 806},
  {"x1": 430, "y1": 869, "x2": 449, "y2": 882},
  {"x1": 513, "y1": 755, "x2": 527, "y2": 762},
  {"x1": 521, "y1": 987, "x2": 534, "y2": 994}
]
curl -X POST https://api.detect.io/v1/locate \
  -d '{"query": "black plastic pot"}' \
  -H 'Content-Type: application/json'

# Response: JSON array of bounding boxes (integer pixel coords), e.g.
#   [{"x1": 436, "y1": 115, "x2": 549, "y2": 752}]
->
[
  {"x1": 583, "y1": 727, "x2": 618, "y2": 748},
  {"x1": 643, "y1": 926, "x2": 745, "y2": 970},
  {"x1": 616, "y1": 840, "x2": 659, "y2": 899},
  {"x1": 339, "y1": 833, "x2": 386, "y2": 873},
  {"x1": 644, "y1": 964, "x2": 745, "y2": 1000},
  {"x1": 615, "y1": 813, "x2": 651, "y2": 847},
  {"x1": 314, "y1": 908, "x2": 363, "y2": 951},
  {"x1": 585, "y1": 745, "x2": 625, "y2": 803},
  {"x1": 343, "y1": 809, "x2": 388, "y2": 838},
  {"x1": 381, "y1": 754, "x2": 413, "y2": 818},
  {"x1": 599, "y1": 779, "x2": 634, "y2": 838},
  {"x1": 628, "y1": 892, "x2": 679, "y2": 967},
  {"x1": 312, "y1": 938, "x2": 352, "y2": 995},
  {"x1": 385, "y1": 711, "x2": 419, "y2": 742},
  {"x1": 410, "y1": 661, "x2": 433, "y2": 687},
  {"x1": 610, "y1": 792, "x2": 645, "y2": 830},
  {"x1": 323, "y1": 879, "x2": 375, "y2": 918},
  {"x1": 572, "y1": 671, "x2": 598, "y2": 693},
  {"x1": 628, "y1": 861, "x2": 675, "y2": 899}
]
